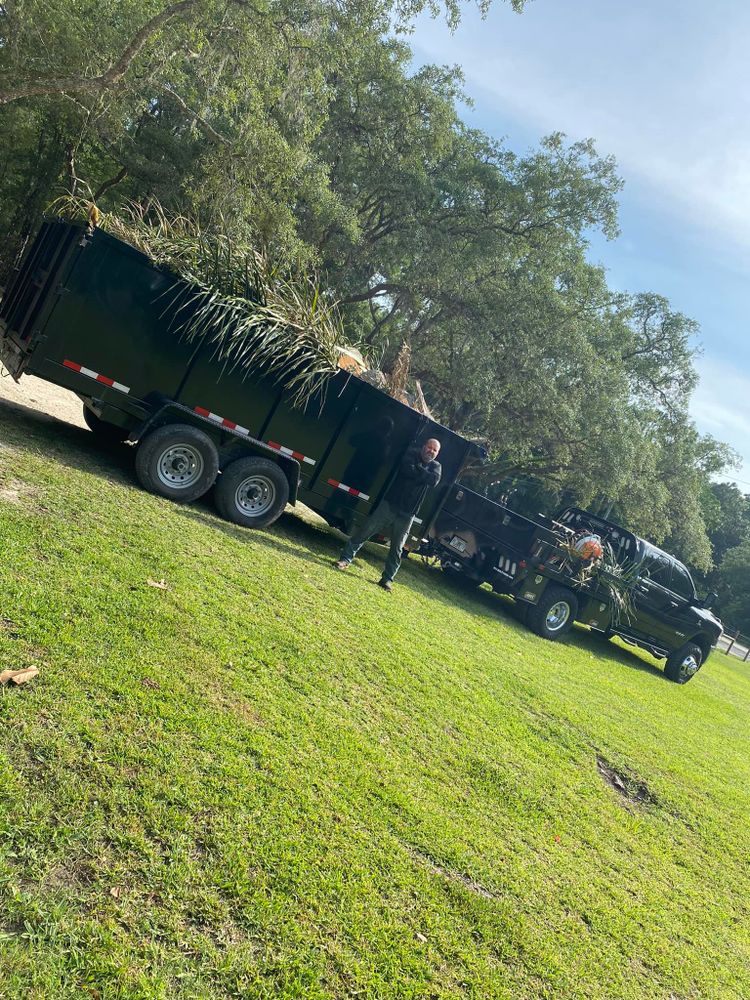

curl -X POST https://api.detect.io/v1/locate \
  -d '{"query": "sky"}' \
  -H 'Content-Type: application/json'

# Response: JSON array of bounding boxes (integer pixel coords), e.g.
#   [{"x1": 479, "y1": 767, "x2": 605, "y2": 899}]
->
[{"x1": 410, "y1": 0, "x2": 750, "y2": 488}]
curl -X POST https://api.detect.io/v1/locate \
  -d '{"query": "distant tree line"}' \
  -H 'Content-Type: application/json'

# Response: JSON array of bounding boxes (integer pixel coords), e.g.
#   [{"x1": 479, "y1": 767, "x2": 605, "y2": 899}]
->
[{"x1": 0, "y1": 0, "x2": 741, "y2": 594}]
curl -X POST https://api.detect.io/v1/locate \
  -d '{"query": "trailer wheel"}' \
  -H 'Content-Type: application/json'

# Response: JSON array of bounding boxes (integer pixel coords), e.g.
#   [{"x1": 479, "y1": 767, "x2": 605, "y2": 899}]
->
[
  {"x1": 214, "y1": 457, "x2": 289, "y2": 529},
  {"x1": 527, "y1": 585, "x2": 578, "y2": 640},
  {"x1": 135, "y1": 423, "x2": 219, "y2": 503},
  {"x1": 83, "y1": 405, "x2": 129, "y2": 444},
  {"x1": 664, "y1": 642, "x2": 703, "y2": 684}
]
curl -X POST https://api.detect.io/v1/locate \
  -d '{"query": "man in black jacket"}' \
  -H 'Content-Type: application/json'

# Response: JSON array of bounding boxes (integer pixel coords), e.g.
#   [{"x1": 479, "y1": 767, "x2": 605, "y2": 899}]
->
[{"x1": 335, "y1": 438, "x2": 442, "y2": 591}]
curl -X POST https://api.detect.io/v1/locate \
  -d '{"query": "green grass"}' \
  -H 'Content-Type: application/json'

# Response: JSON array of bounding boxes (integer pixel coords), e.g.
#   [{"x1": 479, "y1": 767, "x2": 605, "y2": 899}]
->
[{"x1": 1, "y1": 396, "x2": 749, "y2": 1000}]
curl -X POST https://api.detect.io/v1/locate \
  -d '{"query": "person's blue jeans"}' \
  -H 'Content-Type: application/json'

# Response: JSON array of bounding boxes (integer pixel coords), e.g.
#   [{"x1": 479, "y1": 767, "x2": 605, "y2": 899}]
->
[{"x1": 339, "y1": 500, "x2": 414, "y2": 583}]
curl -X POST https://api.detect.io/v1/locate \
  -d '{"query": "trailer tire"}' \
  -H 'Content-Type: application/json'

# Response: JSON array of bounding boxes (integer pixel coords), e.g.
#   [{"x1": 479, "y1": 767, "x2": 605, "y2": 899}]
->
[
  {"x1": 664, "y1": 642, "x2": 703, "y2": 684},
  {"x1": 83, "y1": 405, "x2": 129, "y2": 444},
  {"x1": 527, "y1": 585, "x2": 578, "y2": 640},
  {"x1": 135, "y1": 423, "x2": 219, "y2": 503},
  {"x1": 214, "y1": 457, "x2": 289, "y2": 529}
]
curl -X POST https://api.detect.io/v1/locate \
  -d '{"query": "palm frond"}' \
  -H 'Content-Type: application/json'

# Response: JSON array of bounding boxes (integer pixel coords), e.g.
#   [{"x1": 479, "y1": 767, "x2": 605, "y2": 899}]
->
[{"x1": 47, "y1": 195, "x2": 351, "y2": 406}]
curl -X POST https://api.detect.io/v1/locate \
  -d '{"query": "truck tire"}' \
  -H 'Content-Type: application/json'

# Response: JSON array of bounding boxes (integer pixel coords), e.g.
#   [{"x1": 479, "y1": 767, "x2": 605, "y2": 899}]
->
[
  {"x1": 83, "y1": 405, "x2": 129, "y2": 444},
  {"x1": 214, "y1": 457, "x2": 289, "y2": 529},
  {"x1": 664, "y1": 642, "x2": 703, "y2": 684},
  {"x1": 135, "y1": 423, "x2": 219, "y2": 503},
  {"x1": 527, "y1": 585, "x2": 578, "y2": 640}
]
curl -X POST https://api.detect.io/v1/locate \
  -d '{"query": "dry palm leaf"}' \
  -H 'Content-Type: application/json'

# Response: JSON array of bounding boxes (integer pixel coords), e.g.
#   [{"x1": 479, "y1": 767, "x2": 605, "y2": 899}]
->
[{"x1": 48, "y1": 196, "x2": 349, "y2": 406}]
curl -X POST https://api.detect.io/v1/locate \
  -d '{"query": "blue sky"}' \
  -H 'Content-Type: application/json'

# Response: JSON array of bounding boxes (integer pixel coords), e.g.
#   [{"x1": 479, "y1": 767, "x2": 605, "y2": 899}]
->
[{"x1": 411, "y1": 0, "x2": 750, "y2": 488}]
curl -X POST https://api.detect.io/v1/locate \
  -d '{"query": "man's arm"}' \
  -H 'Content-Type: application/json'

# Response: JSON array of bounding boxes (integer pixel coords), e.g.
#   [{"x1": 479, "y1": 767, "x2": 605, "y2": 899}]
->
[
  {"x1": 398, "y1": 447, "x2": 441, "y2": 488},
  {"x1": 425, "y1": 461, "x2": 441, "y2": 489}
]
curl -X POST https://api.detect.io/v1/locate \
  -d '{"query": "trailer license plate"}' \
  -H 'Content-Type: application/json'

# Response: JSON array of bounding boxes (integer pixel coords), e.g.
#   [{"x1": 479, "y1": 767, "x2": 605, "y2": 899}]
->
[{"x1": 449, "y1": 536, "x2": 467, "y2": 553}]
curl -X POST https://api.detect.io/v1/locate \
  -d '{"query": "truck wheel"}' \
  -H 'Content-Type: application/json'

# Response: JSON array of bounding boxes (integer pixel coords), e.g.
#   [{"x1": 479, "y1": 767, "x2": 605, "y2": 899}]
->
[
  {"x1": 214, "y1": 457, "x2": 289, "y2": 529},
  {"x1": 135, "y1": 423, "x2": 219, "y2": 503},
  {"x1": 664, "y1": 642, "x2": 703, "y2": 684},
  {"x1": 527, "y1": 586, "x2": 578, "y2": 640},
  {"x1": 83, "y1": 405, "x2": 129, "y2": 443}
]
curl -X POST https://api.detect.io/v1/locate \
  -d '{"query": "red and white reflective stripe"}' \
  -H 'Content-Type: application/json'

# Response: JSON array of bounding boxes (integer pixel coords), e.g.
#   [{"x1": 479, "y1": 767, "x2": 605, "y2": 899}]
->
[
  {"x1": 267, "y1": 440, "x2": 316, "y2": 466},
  {"x1": 63, "y1": 359, "x2": 130, "y2": 394},
  {"x1": 194, "y1": 406, "x2": 250, "y2": 436},
  {"x1": 327, "y1": 478, "x2": 370, "y2": 501}
]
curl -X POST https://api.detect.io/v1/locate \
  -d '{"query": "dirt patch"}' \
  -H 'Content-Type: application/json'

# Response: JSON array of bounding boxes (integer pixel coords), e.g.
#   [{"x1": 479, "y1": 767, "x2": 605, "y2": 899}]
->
[
  {"x1": 0, "y1": 371, "x2": 86, "y2": 429},
  {"x1": 0, "y1": 477, "x2": 38, "y2": 505},
  {"x1": 596, "y1": 756, "x2": 657, "y2": 807},
  {"x1": 409, "y1": 846, "x2": 497, "y2": 900}
]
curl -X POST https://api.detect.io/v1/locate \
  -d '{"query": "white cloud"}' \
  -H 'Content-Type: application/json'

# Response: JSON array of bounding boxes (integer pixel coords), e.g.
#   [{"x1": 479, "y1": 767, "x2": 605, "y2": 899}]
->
[
  {"x1": 413, "y1": 1, "x2": 750, "y2": 254},
  {"x1": 412, "y1": 2, "x2": 750, "y2": 488},
  {"x1": 692, "y1": 357, "x2": 750, "y2": 487}
]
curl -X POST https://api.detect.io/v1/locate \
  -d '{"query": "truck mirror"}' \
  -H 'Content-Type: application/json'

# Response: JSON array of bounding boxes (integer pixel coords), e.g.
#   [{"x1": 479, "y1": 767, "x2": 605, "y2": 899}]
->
[{"x1": 702, "y1": 591, "x2": 718, "y2": 609}]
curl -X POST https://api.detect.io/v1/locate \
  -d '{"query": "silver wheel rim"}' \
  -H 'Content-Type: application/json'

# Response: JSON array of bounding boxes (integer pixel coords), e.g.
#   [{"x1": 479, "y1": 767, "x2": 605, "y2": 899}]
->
[
  {"x1": 157, "y1": 444, "x2": 204, "y2": 489},
  {"x1": 546, "y1": 600, "x2": 571, "y2": 632},
  {"x1": 235, "y1": 475, "x2": 276, "y2": 517},
  {"x1": 680, "y1": 653, "x2": 700, "y2": 679}
]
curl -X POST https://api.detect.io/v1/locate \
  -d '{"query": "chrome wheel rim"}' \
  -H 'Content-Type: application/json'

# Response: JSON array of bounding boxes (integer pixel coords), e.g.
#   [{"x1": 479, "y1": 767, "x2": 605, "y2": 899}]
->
[
  {"x1": 680, "y1": 653, "x2": 700, "y2": 679},
  {"x1": 546, "y1": 600, "x2": 571, "y2": 632},
  {"x1": 235, "y1": 475, "x2": 276, "y2": 517},
  {"x1": 157, "y1": 444, "x2": 204, "y2": 489}
]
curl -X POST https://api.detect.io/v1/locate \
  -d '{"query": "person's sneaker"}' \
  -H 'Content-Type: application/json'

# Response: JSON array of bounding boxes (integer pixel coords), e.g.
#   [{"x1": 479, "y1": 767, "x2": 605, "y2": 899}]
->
[
  {"x1": 378, "y1": 578, "x2": 393, "y2": 592},
  {"x1": 334, "y1": 560, "x2": 350, "y2": 571}
]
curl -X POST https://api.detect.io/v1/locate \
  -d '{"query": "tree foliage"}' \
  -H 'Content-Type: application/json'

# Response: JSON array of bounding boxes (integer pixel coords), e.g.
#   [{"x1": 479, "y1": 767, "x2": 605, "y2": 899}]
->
[{"x1": 0, "y1": 0, "x2": 736, "y2": 572}]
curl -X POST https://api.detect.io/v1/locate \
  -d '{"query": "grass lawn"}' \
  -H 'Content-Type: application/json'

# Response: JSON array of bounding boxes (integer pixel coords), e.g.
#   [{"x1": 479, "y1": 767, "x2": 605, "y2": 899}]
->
[{"x1": 1, "y1": 395, "x2": 749, "y2": 1000}]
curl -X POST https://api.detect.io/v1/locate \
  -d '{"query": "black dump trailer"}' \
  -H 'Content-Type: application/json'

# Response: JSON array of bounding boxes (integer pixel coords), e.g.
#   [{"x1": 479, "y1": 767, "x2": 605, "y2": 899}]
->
[{"x1": 0, "y1": 220, "x2": 481, "y2": 536}]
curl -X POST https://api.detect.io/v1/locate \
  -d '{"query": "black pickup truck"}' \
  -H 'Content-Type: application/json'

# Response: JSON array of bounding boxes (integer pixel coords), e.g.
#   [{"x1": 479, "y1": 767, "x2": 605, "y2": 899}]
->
[{"x1": 428, "y1": 485, "x2": 722, "y2": 684}]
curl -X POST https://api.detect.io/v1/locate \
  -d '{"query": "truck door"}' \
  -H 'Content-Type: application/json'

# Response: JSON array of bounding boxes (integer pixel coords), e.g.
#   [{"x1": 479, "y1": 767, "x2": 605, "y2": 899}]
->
[
  {"x1": 658, "y1": 560, "x2": 697, "y2": 644},
  {"x1": 631, "y1": 551, "x2": 679, "y2": 649}
]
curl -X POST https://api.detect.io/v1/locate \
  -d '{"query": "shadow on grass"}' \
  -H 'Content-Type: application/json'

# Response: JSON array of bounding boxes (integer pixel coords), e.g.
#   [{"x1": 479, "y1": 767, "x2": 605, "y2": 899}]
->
[
  {"x1": 0, "y1": 395, "x2": 135, "y2": 483},
  {"x1": 407, "y1": 558, "x2": 668, "y2": 682},
  {"x1": 174, "y1": 503, "x2": 343, "y2": 571},
  {"x1": 1, "y1": 395, "x2": 667, "y2": 682},
  {"x1": 566, "y1": 626, "x2": 665, "y2": 680}
]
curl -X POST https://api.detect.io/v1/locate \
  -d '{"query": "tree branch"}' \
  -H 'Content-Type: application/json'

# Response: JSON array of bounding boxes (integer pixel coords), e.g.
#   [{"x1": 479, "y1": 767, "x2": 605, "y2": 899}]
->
[
  {"x1": 0, "y1": 0, "x2": 265, "y2": 106},
  {"x1": 0, "y1": 0, "x2": 200, "y2": 104},
  {"x1": 161, "y1": 86, "x2": 231, "y2": 144},
  {"x1": 341, "y1": 282, "x2": 399, "y2": 305},
  {"x1": 93, "y1": 166, "x2": 129, "y2": 201}
]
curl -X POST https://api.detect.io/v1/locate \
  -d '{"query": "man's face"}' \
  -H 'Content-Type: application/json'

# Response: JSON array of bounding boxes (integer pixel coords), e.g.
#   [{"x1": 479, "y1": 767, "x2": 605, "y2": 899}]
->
[{"x1": 421, "y1": 439, "x2": 441, "y2": 462}]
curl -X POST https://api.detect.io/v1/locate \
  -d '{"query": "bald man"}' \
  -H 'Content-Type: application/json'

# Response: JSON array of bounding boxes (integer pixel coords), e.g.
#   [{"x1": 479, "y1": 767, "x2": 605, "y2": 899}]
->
[{"x1": 335, "y1": 438, "x2": 442, "y2": 591}]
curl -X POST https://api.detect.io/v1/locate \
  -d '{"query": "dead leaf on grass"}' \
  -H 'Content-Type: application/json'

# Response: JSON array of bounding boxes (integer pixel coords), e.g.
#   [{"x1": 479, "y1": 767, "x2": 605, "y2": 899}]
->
[
  {"x1": 146, "y1": 578, "x2": 169, "y2": 590},
  {"x1": 141, "y1": 677, "x2": 160, "y2": 690},
  {"x1": 0, "y1": 666, "x2": 39, "y2": 686}
]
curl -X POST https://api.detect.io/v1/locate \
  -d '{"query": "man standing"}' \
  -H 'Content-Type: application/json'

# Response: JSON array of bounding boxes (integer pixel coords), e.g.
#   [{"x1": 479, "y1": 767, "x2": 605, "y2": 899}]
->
[{"x1": 335, "y1": 438, "x2": 442, "y2": 591}]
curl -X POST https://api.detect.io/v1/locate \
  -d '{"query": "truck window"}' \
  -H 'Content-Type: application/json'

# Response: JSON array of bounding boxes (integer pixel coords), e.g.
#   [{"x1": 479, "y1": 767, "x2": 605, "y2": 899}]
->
[
  {"x1": 669, "y1": 562, "x2": 695, "y2": 600},
  {"x1": 643, "y1": 551, "x2": 671, "y2": 586}
]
